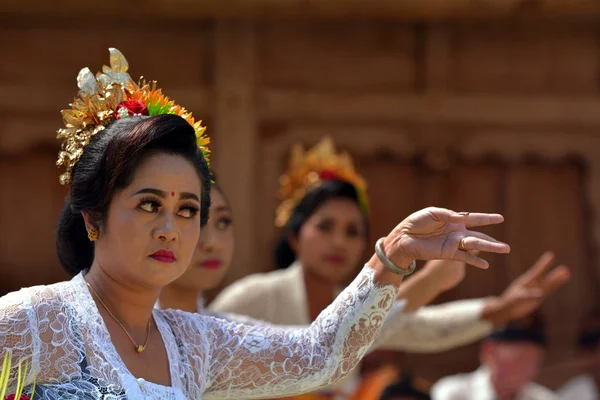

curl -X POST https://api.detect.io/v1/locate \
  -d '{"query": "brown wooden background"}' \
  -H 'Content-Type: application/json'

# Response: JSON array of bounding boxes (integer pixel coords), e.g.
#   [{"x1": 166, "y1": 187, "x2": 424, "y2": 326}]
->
[{"x1": 2, "y1": 6, "x2": 600, "y2": 388}]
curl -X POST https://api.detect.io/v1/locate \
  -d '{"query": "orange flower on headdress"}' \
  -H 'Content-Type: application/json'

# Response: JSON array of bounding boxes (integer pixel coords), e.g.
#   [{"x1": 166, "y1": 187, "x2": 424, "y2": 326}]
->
[
  {"x1": 275, "y1": 137, "x2": 369, "y2": 227},
  {"x1": 56, "y1": 48, "x2": 210, "y2": 185}
]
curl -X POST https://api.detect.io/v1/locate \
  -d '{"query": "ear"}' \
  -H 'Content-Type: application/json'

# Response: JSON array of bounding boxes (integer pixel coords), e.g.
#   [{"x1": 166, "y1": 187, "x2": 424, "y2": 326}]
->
[{"x1": 81, "y1": 211, "x2": 98, "y2": 234}]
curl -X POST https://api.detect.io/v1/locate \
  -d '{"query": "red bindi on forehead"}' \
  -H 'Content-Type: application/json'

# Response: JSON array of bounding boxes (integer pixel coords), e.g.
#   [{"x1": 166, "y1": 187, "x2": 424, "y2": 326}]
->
[{"x1": 171, "y1": 192, "x2": 175, "y2": 197}]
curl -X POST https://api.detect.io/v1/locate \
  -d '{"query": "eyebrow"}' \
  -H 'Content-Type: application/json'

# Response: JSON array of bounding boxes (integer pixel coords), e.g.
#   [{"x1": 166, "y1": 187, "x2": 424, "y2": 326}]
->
[
  {"x1": 133, "y1": 188, "x2": 200, "y2": 203},
  {"x1": 214, "y1": 205, "x2": 231, "y2": 213}
]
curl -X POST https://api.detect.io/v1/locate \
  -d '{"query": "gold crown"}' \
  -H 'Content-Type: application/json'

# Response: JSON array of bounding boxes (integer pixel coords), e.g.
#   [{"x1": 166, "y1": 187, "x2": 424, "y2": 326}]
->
[
  {"x1": 56, "y1": 48, "x2": 210, "y2": 185},
  {"x1": 275, "y1": 136, "x2": 368, "y2": 227}
]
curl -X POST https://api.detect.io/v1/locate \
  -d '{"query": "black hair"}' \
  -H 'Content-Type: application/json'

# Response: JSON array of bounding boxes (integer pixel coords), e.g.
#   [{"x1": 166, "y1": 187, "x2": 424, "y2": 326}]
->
[
  {"x1": 274, "y1": 179, "x2": 369, "y2": 269},
  {"x1": 487, "y1": 314, "x2": 547, "y2": 348},
  {"x1": 56, "y1": 114, "x2": 211, "y2": 276},
  {"x1": 380, "y1": 374, "x2": 431, "y2": 400}
]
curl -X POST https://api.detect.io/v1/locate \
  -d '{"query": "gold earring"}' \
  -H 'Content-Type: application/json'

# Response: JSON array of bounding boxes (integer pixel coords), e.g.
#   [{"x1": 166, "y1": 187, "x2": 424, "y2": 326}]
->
[{"x1": 88, "y1": 228, "x2": 99, "y2": 241}]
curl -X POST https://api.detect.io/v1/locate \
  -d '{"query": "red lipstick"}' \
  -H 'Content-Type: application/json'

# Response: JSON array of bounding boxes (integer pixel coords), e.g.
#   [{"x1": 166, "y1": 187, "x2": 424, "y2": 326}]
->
[
  {"x1": 200, "y1": 259, "x2": 222, "y2": 270},
  {"x1": 150, "y1": 249, "x2": 176, "y2": 263},
  {"x1": 325, "y1": 255, "x2": 346, "y2": 264}
]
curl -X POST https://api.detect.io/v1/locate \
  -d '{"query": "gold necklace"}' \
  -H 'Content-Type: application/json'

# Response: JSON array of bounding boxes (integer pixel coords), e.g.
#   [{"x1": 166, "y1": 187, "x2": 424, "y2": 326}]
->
[{"x1": 86, "y1": 281, "x2": 151, "y2": 353}]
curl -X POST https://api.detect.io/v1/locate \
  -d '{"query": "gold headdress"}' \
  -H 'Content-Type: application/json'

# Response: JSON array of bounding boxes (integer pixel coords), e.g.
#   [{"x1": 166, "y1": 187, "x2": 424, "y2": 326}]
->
[
  {"x1": 56, "y1": 48, "x2": 210, "y2": 185},
  {"x1": 275, "y1": 137, "x2": 369, "y2": 227}
]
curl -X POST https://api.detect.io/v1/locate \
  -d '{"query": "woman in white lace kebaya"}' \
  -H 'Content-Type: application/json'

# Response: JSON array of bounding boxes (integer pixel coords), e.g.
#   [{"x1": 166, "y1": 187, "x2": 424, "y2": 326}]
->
[{"x1": 0, "y1": 49, "x2": 511, "y2": 400}]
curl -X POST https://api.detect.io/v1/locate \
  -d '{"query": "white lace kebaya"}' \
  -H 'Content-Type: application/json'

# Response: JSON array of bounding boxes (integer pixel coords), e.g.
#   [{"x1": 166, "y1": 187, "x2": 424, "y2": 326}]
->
[{"x1": 0, "y1": 265, "x2": 397, "y2": 399}]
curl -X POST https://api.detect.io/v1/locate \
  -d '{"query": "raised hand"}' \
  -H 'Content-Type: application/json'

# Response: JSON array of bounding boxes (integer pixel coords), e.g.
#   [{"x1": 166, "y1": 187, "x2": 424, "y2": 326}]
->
[
  {"x1": 382, "y1": 207, "x2": 510, "y2": 269},
  {"x1": 496, "y1": 251, "x2": 571, "y2": 322}
]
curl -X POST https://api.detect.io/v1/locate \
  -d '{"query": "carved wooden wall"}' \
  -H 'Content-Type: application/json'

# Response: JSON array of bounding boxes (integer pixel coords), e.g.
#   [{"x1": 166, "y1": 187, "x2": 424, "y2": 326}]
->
[{"x1": 2, "y1": 14, "x2": 600, "y2": 388}]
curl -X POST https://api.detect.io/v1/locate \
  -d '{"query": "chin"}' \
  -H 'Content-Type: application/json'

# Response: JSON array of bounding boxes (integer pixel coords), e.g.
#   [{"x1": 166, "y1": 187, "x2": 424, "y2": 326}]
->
[{"x1": 142, "y1": 262, "x2": 187, "y2": 286}]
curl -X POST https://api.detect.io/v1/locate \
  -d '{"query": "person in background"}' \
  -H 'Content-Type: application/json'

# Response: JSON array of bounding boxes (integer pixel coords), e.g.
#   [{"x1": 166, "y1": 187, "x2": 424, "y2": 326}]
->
[
  {"x1": 431, "y1": 315, "x2": 558, "y2": 400},
  {"x1": 380, "y1": 374, "x2": 432, "y2": 400}
]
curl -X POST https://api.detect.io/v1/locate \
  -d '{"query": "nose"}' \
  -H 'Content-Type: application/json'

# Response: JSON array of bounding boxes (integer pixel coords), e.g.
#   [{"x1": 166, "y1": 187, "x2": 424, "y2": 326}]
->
[
  {"x1": 153, "y1": 216, "x2": 177, "y2": 242},
  {"x1": 331, "y1": 230, "x2": 347, "y2": 248},
  {"x1": 198, "y1": 226, "x2": 220, "y2": 252}
]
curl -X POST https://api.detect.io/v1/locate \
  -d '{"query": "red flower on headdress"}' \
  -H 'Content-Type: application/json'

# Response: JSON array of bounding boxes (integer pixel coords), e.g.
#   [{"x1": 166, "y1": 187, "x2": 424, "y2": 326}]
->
[
  {"x1": 4, "y1": 394, "x2": 31, "y2": 400},
  {"x1": 115, "y1": 100, "x2": 149, "y2": 119},
  {"x1": 319, "y1": 170, "x2": 340, "y2": 181}
]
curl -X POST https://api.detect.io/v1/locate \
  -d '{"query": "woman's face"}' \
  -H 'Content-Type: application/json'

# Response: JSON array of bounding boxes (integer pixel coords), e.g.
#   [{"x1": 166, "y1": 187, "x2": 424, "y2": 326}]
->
[
  {"x1": 172, "y1": 187, "x2": 235, "y2": 291},
  {"x1": 293, "y1": 197, "x2": 367, "y2": 284},
  {"x1": 91, "y1": 152, "x2": 203, "y2": 288}
]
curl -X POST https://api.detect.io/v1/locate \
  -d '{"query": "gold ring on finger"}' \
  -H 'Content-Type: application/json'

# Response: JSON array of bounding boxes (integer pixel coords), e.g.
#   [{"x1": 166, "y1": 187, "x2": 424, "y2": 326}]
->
[{"x1": 459, "y1": 237, "x2": 468, "y2": 251}]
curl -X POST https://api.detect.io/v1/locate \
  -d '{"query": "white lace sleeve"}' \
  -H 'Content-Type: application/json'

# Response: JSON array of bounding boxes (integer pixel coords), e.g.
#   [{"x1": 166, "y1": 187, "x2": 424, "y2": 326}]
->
[
  {"x1": 200, "y1": 266, "x2": 398, "y2": 399},
  {"x1": 373, "y1": 298, "x2": 493, "y2": 353},
  {"x1": 206, "y1": 310, "x2": 302, "y2": 329}
]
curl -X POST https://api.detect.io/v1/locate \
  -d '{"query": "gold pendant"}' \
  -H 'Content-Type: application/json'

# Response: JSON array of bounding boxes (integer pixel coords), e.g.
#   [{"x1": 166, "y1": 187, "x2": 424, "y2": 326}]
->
[{"x1": 135, "y1": 345, "x2": 145, "y2": 353}]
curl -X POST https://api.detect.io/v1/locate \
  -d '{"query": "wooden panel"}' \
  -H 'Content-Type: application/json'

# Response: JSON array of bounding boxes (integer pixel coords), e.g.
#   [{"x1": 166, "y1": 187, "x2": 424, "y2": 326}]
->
[
  {"x1": 357, "y1": 158, "x2": 419, "y2": 241},
  {"x1": 423, "y1": 26, "x2": 452, "y2": 92},
  {"x1": 0, "y1": 150, "x2": 69, "y2": 295},
  {"x1": 4, "y1": 0, "x2": 600, "y2": 20},
  {"x1": 260, "y1": 90, "x2": 600, "y2": 127},
  {"x1": 1, "y1": 22, "x2": 214, "y2": 87},
  {"x1": 258, "y1": 22, "x2": 417, "y2": 91},
  {"x1": 0, "y1": 117, "x2": 59, "y2": 153},
  {"x1": 448, "y1": 21, "x2": 600, "y2": 94},
  {"x1": 211, "y1": 21, "x2": 259, "y2": 283},
  {"x1": 504, "y1": 162, "x2": 592, "y2": 387}
]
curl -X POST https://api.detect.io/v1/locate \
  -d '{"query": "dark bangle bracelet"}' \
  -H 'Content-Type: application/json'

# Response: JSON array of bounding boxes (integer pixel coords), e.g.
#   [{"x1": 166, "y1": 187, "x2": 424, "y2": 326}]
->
[{"x1": 375, "y1": 237, "x2": 417, "y2": 276}]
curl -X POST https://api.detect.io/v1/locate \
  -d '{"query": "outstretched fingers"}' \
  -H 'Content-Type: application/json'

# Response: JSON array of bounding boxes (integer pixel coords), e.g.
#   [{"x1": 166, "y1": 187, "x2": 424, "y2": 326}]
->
[
  {"x1": 540, "y1": 265, "x2": 571, "y2": 296},
  {"x1": 519, "y1": 252, "x2": 556, "y2": 283}
]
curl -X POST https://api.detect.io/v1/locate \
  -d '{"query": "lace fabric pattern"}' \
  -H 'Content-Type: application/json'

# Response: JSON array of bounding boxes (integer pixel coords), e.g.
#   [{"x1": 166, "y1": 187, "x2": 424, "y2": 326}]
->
[{"x1": 0, "y1": 266, "x2": 397, "y2": 399}]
